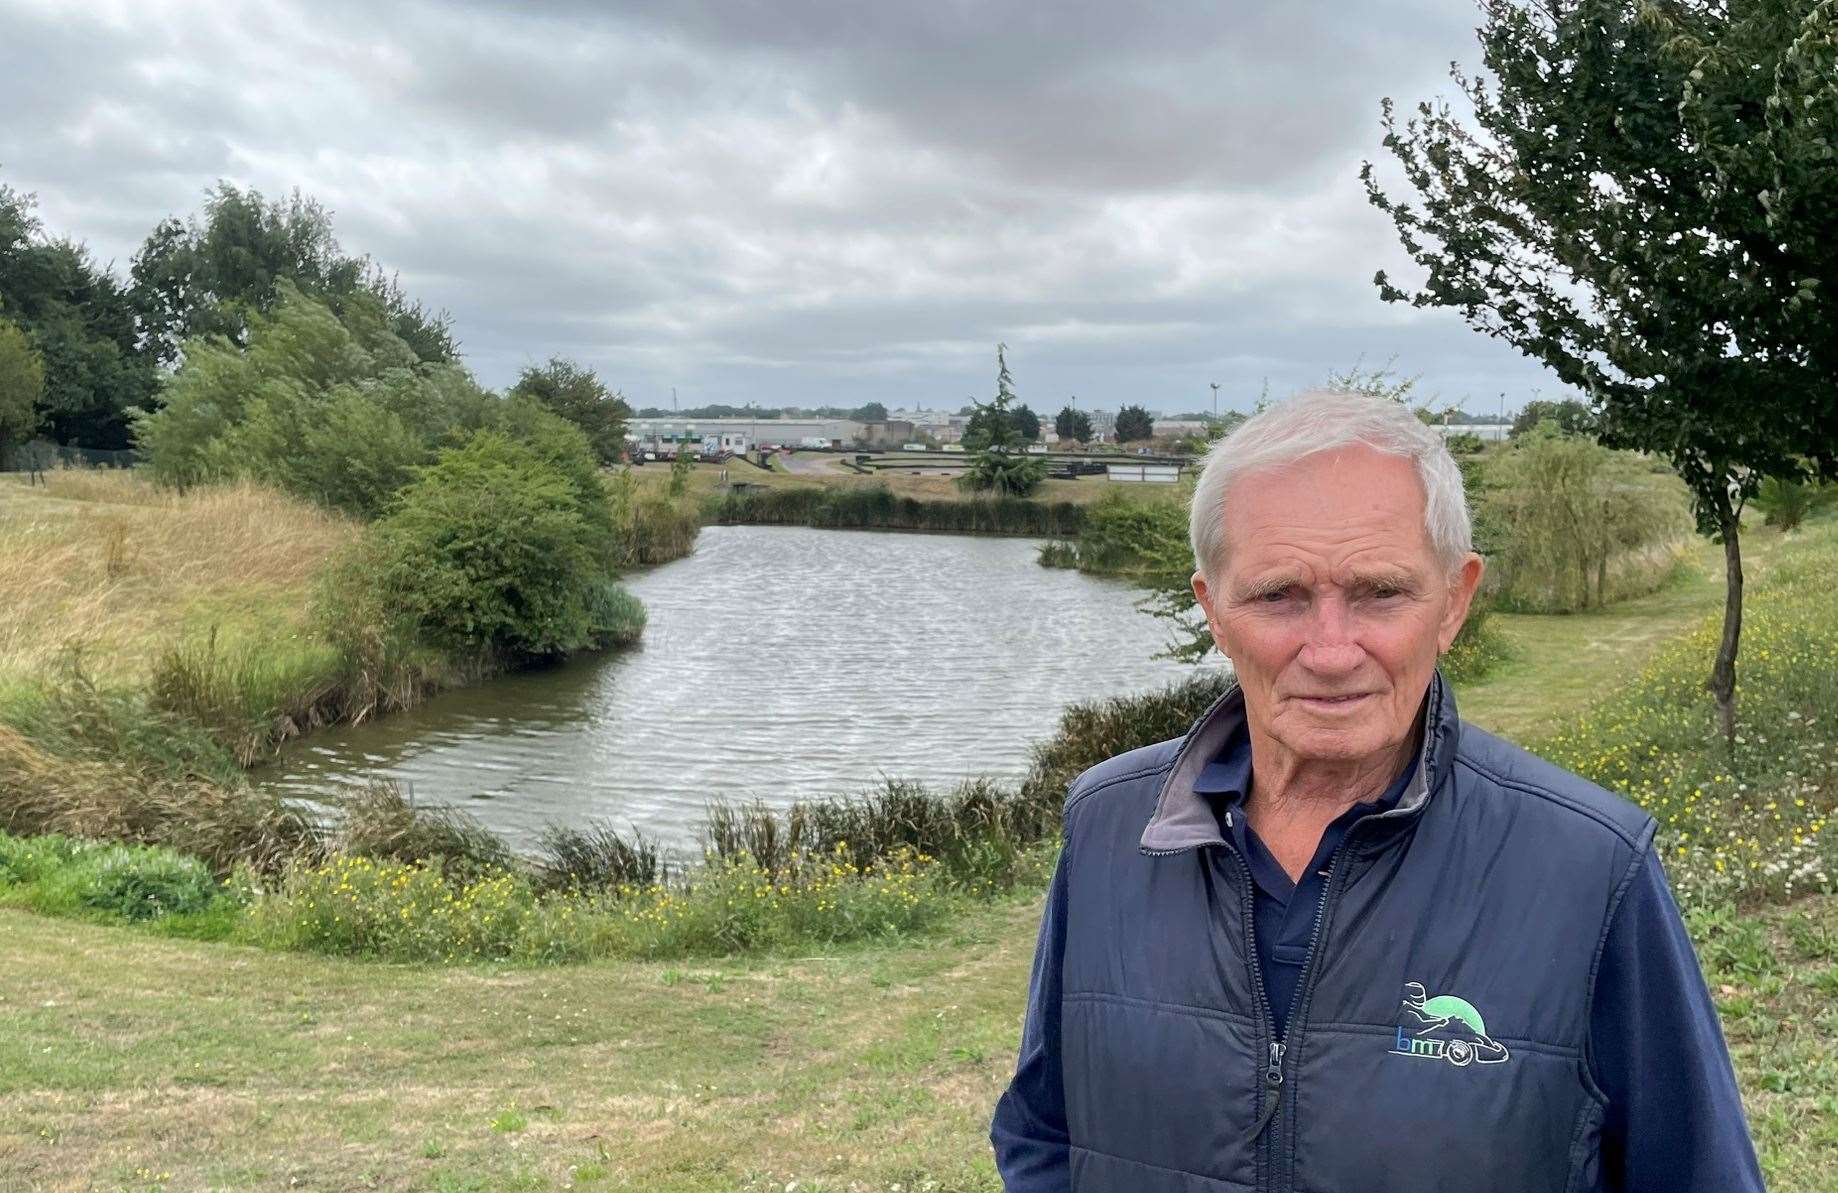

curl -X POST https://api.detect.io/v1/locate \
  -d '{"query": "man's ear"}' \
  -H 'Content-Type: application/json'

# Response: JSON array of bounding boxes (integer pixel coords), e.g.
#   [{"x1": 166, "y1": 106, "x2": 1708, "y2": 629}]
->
[
  {"x1": 1437, "y1": 553, "x2": 1486, "y2": 653},
  {"x1": 1192, "y1": 570, "x2": 1231, "y2": 657}
]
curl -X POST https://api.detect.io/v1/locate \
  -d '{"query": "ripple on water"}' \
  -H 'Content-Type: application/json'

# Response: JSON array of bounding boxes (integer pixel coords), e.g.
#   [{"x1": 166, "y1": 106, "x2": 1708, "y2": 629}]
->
[{"x1": 255, "y1": 525, "x2": 1211, "y2": 853}]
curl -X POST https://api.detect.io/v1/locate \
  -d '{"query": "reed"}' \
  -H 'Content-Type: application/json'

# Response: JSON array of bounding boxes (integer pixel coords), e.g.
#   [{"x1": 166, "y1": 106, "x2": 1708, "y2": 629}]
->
[{"x1": 712, "y1": 482, "x2": 1085, "y2": 536}]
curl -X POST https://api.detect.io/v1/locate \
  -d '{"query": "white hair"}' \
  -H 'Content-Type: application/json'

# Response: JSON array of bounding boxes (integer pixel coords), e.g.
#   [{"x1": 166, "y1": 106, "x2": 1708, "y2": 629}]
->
[{"x1": 1188, "y1": 389, "x2": 1473, "y2": 582}]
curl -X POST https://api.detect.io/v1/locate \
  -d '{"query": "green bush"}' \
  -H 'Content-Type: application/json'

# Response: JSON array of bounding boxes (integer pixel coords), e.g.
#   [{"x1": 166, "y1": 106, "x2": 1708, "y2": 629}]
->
[
  {"x1": 1754, "y1": 477, "x2": 1835, "y2": 532},
  {"x1": 0, "y1": 830, "x2": 84, "y2": 885},
  {"x1": 45, "y1": 842, "x2": 219, "y2": 921},
  {"x1": 1072, "y1": 488, "x2": 1189, "y2": 577},
  {"x1": 134, "y1": 281, "x2": 494, "y2": 514},
  {"x1": 358, "y1": 431, "x2": 625, "y2": 659}
]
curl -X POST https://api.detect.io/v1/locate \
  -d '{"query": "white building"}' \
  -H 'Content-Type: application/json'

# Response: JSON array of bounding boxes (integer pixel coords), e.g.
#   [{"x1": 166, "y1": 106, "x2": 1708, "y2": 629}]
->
[
  {"x1": 1435, "y1": 422, "x2": 1511, "y2": 443},
  {"x1": 628, "y1": 416, "x2": 864, "y2": 449}
]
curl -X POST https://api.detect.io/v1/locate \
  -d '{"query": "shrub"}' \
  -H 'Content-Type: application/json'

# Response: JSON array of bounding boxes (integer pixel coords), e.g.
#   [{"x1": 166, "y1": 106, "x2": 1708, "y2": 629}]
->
[
  {"x1": 1036, "y1": 540, "x2": 1080, "y2": 569},
  {"x1": 134, "y1": 281, "x2": 493, "y2": 512},
  {"x1": 51, "y1": 838, "x2": 218, "y2": 922},
  {"x1": 1477, "y1": 426, "x2": 1692, "y2": 612},
  {"x1": 1073, "y1": 488, "x2": 1188, "y2": 577},
  {"x1": 358, "y1": 431, "x2": 621, "y2": 659},
  {"x1": 1753, "y1": 477, "x2": 1834, "y2": 532},
  {"x1": 0, "y1": 830, "x2": 85, "y2": 885}
]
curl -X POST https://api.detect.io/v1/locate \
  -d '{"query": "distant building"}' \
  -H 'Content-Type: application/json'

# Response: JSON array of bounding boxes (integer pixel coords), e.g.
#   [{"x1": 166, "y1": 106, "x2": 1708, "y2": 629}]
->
[
  {"x1": 628, "y1": 416, "x2": 865, "y2": 450},
  {"x1": 1435, "y1": 423, "x2": 1510, "y2": 443},
  {"x1": 1107, "y1": 462, "x2": 1182, "y2": 484}
]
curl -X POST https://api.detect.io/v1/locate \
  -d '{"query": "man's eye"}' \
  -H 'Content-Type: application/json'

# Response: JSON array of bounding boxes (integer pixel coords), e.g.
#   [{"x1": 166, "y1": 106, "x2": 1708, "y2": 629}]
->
[{"x1": 1260, "y1": 588, "x2": 1293, "y2": 602}]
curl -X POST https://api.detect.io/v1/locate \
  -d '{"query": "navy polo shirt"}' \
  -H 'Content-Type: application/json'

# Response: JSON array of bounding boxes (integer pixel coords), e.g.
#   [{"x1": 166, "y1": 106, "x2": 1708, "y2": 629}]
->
[{"x1": 1192, "y1": 726, "x2": 1417, "y2": 1040}]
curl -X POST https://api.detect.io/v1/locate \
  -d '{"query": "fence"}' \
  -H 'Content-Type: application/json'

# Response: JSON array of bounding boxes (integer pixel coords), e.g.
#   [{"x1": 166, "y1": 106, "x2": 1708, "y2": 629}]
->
[{"x1": 1, "y1": 441, "x2": 138, "y2": 474}]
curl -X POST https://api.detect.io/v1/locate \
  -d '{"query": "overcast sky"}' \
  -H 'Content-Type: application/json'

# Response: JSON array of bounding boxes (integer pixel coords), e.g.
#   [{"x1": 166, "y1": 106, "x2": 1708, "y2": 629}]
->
[{"x1": 1, "y1": 0, "x2": 1563, "y2": 416}]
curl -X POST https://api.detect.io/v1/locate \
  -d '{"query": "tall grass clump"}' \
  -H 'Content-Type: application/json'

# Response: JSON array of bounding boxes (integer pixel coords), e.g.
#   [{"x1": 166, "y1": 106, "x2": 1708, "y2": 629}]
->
[
  {"x1": 1532, "y1": 519, "x2": 1838, "y2": 911},
  {"x1": 330, "y1": 778, "x2": 513, "y2": 882},
  {"x1": 607, "y1": 465, "x2": 701, "y2": 566},
  {"x1": 148, "y1": 626, "x2": 348, "y2": 765},
  {"x1": 713, "y1": 482, "x2": 1084, "y2": 537},
  {"x1": 536, "y1": 819, "x2": 666, "y2": 892}
]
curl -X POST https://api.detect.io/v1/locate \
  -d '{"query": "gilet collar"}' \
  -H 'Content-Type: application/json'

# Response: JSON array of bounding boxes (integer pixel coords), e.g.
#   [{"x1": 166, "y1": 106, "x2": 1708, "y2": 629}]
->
[{"x1": 1138, "y1": 670, "x2": 1461, "y2": 856}]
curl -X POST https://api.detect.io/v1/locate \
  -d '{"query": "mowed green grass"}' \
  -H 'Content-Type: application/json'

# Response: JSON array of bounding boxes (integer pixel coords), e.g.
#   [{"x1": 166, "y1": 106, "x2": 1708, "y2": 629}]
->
[
  {"x1": 0, "y1": 894, "x2": 1041, "y2": 1192},
  {"x1": 3, "y1": 888, "x2": 1832, "y2": 1190}
]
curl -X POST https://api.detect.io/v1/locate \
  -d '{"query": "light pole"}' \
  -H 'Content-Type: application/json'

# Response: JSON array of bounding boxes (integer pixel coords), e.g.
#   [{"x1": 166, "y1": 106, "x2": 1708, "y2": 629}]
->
[{"x1": 1210, "y1": 381, "x2": 1220, "y2": 421}]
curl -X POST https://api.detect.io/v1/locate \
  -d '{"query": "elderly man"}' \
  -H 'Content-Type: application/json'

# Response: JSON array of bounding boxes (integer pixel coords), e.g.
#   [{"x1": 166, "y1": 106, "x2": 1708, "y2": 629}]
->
[{"x1": 990, "y1": 392, "x2": 1762, "y2": 1192}]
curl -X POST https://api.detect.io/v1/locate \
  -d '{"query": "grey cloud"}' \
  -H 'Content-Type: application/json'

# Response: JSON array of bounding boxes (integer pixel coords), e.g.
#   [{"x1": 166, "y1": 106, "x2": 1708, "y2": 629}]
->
[{"x1": 0, "y1": 0, "x2": 1551, "y2": 414}]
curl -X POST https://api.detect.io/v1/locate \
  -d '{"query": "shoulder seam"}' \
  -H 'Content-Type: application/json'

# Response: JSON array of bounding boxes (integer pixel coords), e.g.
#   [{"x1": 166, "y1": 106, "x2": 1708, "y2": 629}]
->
[
  {"x1": 1455, "y1": 753, "x2": 1652, "y2": 848},
  {"x1": 1063, "y1": 761, "x2": 1173, "y2": 819}
]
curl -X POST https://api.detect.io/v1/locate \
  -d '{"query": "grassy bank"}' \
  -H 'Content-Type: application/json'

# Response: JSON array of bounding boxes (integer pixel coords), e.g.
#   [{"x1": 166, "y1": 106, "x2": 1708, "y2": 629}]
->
[{"x1": 0, "y1": 467, "x2": 682, "y2": 761}]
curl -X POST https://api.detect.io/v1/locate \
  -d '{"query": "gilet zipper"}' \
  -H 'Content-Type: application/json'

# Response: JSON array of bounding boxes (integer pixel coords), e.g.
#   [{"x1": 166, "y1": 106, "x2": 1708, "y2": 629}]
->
[{"x1": 1228, "y1": 812, "x2": 1375, "y2": 1193}]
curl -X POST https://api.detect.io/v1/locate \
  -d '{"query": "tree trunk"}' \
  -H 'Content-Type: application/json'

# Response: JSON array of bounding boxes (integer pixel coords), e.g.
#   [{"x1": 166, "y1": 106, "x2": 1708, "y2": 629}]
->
[{"x1": 1708, "y1": 491, "x2": 1744, "y2": 749}]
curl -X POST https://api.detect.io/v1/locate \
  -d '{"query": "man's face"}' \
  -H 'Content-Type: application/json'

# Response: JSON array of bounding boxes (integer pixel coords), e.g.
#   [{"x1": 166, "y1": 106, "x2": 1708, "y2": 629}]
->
[{"x1": 1192, "y1": 446, "x2": 1483, "y2": 768}]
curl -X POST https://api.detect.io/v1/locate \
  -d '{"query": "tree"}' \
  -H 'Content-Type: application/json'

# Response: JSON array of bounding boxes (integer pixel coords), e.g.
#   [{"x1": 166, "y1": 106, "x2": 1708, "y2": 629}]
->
[
  {"x1": 509, "y1": 357, "x2": 631, "y2": 464},
  {"x1": 1055, "y1": 404, "x2": 1093, "y2": 444},
  {"x1": 130, "y1": 182, "x2": 456, "y2": 367},
  {"x1": 133, "y1": 280, "x2": 492, "y2": 515},
  {"x1": 1012, "y1": 403, "x2": 1041, "y2": 442},
  {"x1": 1114, "y1": 404, "x2": 1155, "y2": 443},
  {"x1": 0, "y1": 317, "x2": 42, "y2": 461},
  {"x1": 1363, "y1": 0, "x2": 1838, "y2": 740},
  {"x1": 1512, "y1": 398, "x2": 1596, "y2": 438},
  {"x1": 0, "y1": 180, "x2": 158, "y2": 448},
  {"x1": 959, "y1": 344, "x2": 1047, "y2": 497},
  {"x1": 849, "y1": 401, "x2": 888, "y2": 423}
]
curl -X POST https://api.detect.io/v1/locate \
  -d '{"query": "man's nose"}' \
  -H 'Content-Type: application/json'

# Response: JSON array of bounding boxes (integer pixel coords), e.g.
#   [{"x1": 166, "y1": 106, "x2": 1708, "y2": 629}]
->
[{"x1": 1298, "y1": 596, "x2": 1363, "y2": 673}]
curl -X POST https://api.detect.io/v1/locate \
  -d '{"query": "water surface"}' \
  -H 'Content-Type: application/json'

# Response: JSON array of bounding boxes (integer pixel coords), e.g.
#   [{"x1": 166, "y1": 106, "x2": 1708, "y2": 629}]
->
[{"x1": 257, "y1": 525, "x2": 1206, "y2": 851}]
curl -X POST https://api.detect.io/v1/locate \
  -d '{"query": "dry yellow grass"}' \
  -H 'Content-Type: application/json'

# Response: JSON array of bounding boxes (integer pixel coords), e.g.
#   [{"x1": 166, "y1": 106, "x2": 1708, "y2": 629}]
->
[{"x1": 0, "y1": 469, "x2": 357, "y2": 689}]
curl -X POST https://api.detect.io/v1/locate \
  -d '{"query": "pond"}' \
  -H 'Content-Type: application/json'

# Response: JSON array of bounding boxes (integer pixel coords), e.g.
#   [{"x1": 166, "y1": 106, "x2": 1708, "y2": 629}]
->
[{"x1": 255, "y1": 525, "x2": 1208, "y2": 852}]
